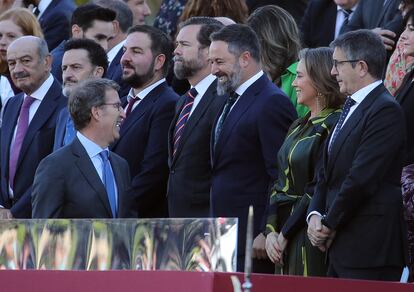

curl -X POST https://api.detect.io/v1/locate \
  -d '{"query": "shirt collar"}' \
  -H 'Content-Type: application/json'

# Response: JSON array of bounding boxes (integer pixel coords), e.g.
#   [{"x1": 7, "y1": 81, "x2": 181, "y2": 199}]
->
[
  {"x1": 337, "y1": 3, "x2": 358, "y2": 12},
  {"x1": 76, "y1": 131, "x2": 106, "y2": 159},
  {"x1": 235, "y1": 70, "x2": 264, "y2": 96},
  {"x1": 107, "y1": 40, "x2": 126, "y2": 64},
  {"x1": 24, "y1": 73, "x2": 54, "y2": 102},
  {"x1": 193, "y1": 74, "x2": 216, "y2": 97},
  {"x1": 38, "y1": 0, "x2": 53, "y2": 15},
  {"x1": 127, "y1": 78, "x2": 166, "y2": 102},
  {"x1": 351, "y1": 80, "x2": 382, "y2": 105}
]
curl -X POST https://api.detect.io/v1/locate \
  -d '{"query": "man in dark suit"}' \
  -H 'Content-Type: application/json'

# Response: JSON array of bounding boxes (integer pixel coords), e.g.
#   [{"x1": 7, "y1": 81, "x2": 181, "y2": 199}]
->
[
  {"x1": 341, "y1": 0, "x2": 403, "y2": 51},
  {"x1": 111, "y1": 25, "x2": 179, "y2": 218},
  {"x1": 32, "y1": 78, "x2": 135, "y2": 218},
  {"x1": 53, "y1": 38, "x2": 109, "y2": 151},
  {"x1": 209, "y1": 24, "x2": 297, "y2": 271},
  {"x1": 167, "y1": 17, "x2": 225, "y2": 218},
  {"x1": 307, "y1": 30, "x2": 407, "y2": 281},
  {"x1": 0, "y1": 36, "x2": 66, "y2": 218},
  {"x1": 301, "y1": 0, "x2": 359, "y2": 48},
  {"x1": 50, "y1": 4, "x2": 115, "y2": 83},
  {"x1": 25, "y1": 0, "x2": 76, "y2": 51},
  {"x1": 94, "y1": 0, "x2": 132, "y2": 98}
]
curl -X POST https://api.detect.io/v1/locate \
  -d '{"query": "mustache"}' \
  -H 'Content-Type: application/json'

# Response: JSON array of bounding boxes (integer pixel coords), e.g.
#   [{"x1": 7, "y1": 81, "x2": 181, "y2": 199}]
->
[
  {"x1": 13, "y1": 72, "x2": 30, "y2": 79},
  {"x1": 173, "y1": 56, "x2": 184, "y2": 62},
  {"x1": 63, "y1": 77, "x2": 77, "y2": 85},
  {"x1": 121, "y1": 61, "x2": 134, "y2": 69}
]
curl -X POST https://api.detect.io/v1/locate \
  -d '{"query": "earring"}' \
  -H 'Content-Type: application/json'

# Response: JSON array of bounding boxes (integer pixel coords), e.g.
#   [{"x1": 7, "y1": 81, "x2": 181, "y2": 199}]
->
[{"x1": 316, "y1": 92, "x2": 325, "y2": 114}]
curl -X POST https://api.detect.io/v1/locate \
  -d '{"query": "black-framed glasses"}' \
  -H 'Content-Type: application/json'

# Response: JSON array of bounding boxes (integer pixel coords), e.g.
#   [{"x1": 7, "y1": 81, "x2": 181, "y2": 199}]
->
[
  {"x1": 333, "y1": 59, "x2": 360, "y2": 69},
  {"x1": 102, "y1": 102, "x2": 123, "y2": 111}
]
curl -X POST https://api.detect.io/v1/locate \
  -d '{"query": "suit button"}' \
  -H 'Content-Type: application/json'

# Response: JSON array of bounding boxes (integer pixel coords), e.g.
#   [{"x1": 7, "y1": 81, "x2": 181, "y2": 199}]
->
[{"x1": 171, "y1": 170, "x2": 175, "y2": 174}]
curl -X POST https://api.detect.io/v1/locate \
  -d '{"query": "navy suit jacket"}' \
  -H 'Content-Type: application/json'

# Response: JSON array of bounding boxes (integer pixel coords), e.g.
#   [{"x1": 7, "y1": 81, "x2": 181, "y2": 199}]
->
[
  {"x1": 210, "y1": 73, "x2": 297, "y2": 270},
  {"x1": 39, "y1": 0, "x2": 76, "y2": 51},
  {"x1": 50, "y1": 40, "x2": 65, "y2": 83},
  {"x1": 106, "y1": 47, "x2": 131, "y2": 98},
  {"x1": 53, "y1": 106, "x2": 70, "y2": 151},
  {"x1": 301, "y1": 0, "x2": 337, "y2": 48},
  {"x1": 167, "y1": 79, "x2": 226, "y2": 217},
  {"x1": 309, "y1": 84, "x2": 407, "y2": 269},
  {"x1": 0, "y1": 78, "x2": 66, "y2": 218},
  {"x1": 111, "y1": 81, "x2": 179, "y2": 218},
  {"x1": 32, "y1": 137, "x2": 136, "y2": 218}
]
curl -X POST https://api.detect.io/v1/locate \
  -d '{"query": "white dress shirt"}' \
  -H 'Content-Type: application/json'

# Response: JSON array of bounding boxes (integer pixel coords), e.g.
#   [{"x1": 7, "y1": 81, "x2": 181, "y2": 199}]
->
[
  {"x1": 125, "y1": 78, "x2": 166, "y2": 113},
  {"x1": 189, "y1": 74, "x2": 216, "y2": 117}
]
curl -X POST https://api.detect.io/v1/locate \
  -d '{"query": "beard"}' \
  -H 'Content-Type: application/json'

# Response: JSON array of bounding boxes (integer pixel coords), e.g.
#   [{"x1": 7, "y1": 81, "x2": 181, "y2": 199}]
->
[
  {"x1": 173, "y1": 54, "x2": 205, "y2": 80},
  {"x1": 216, "y1": 62, "x2": 242, "y2": 96},
  {"x1": 122, "y1": 59, "x2": 155, "y2": 89}
]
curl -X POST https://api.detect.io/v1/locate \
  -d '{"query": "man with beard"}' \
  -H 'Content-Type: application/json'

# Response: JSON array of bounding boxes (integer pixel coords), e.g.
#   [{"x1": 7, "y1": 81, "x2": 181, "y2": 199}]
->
[
  {"x1": 209, "y1": 24, "x2": 297, "y2": 271},
  {"x1": 53, "y1": 38, "x2": 109, "y2": 151},
  {"x1": 167, "y1": 17, "x2": 225, "y2": 218},
  {"x1": 111, "y1": 25, "x2": 179, "y2": 218}
]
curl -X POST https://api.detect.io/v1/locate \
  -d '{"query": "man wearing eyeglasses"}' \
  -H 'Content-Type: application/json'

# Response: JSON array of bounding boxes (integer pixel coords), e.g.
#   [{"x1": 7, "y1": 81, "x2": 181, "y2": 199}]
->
[
  {"x1": 307, "y1": 29, "x2": 407, "y2": 281},
  {"x1": 32, "y1": 78, "x2": 137, "y2": 218}
]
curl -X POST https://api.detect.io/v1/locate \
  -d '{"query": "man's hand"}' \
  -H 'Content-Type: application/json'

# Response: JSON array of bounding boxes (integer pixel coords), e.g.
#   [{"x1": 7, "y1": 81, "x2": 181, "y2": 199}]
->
[
  {"x1": 372, "y1": 28, "x2": 396, "y2": 50},
  {"x1": 252, "y1": 233, "x2": 268, "y2": 260},
  {"x1": 307, "y1": 215, "x2": 330, "y2": 247},
  {"x1": 265, "y1": 232, "x2": 282, "y2": 263},
  {"x1": 277, "y1": 232, "x2": 288, "y2": 253},
  {"x1": 0, "y1": 209, "x2": 13, "y2": 219}
]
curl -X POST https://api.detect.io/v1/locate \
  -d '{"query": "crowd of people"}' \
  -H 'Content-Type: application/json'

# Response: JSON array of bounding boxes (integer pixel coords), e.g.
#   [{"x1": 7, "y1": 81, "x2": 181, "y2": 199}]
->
[{"x1": 0, "y1": 0, "x2": 413, "y2": 283}]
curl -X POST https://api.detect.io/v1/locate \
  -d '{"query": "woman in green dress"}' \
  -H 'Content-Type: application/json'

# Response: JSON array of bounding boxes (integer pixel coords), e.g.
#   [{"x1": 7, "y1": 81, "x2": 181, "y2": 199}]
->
[{"x1": 265, "y1": 47, "x2": 344, "y2": 276}]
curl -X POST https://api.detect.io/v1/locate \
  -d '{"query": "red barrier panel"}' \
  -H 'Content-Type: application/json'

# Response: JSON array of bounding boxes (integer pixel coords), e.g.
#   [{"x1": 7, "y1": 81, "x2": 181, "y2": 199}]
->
[{"x1": 0, "y1": 270, "x2": 412, "y2": 292}]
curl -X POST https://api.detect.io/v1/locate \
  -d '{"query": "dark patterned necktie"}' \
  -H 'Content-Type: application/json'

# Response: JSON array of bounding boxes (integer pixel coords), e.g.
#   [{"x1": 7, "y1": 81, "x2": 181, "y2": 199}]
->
[
  {"x1": 173, "y1": 87, "x2": 198, "y2": 156},
  {"x1": 328, "y1": 96, "x2": 356, "y2": 154},
  {"x1": 214, "y1": 91, "x2": 239, "y2": 149}
]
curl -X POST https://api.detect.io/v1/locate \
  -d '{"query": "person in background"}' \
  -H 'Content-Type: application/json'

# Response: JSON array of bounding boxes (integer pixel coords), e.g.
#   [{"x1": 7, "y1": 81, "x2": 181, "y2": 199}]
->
[
  {"x1": 248, "y1": 5, "x2": 307, "y2": 117},
  {"x1": 265, "y1": 47, "x2": 343, "y2": 276},
  {"x1": 122, "y1": 0, "x2": 151, "y2": 25},
  {"x1": 153, "y1": 0, "x2": 187, "y2": 38}
]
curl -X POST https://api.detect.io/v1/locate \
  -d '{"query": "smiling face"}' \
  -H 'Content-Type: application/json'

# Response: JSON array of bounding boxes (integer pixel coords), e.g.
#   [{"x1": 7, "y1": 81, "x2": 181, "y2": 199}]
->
[
  {"x1": 0, "y1": 19, "x2": 24, "y2": 62},
  {"x1": 292, "y1": 59, "x2": 318, "y2": 107},
  {"x1": 209, "y1": 40, "x2": 242, "y2": 95},
  {"x1": 400, "y1": 17, "x2": 414, "y2": 57},
  {"x1": 7, "y1": 38, "x2": 51, "y2": 94},
  {"x1": 98, "y1": 88, "x2": 125, "y2": 145}
]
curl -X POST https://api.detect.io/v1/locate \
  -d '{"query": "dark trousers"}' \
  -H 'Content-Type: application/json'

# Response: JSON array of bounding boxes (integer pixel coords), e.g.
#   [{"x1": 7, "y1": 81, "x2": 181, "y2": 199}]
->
[{"x1": 328, "y1": 260, "x2": 403, "y2": 281}]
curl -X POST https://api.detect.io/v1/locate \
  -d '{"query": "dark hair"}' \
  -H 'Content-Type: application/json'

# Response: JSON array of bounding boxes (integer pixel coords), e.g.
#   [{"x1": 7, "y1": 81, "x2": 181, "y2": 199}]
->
[
  {"x1": 299, "y1": 47, "x2": 344, "y2": 109},
  {"x1": 247, "y1": 5, "x2": 300, "y2": 82},
  {"x1": 179, "y1": 17, "x2": 224, "y2": 49},
  {"x1": 69, "y1": 78, "x2": 120, "y2": 131},
  {"x1": 94, "y1": 0, "x2": 133, "y2": 33},
  {"x1": 127, "y1": 25, "x2": 173, "y2": 76},
  {"x1": 403, "y1": 7, "x2": 414, "y2": 26},
  {"x1": 210, "y1": 24, "x2": 261, "y2": 62},
  {"x1": 330, "y1": 29, "x2": 386, "y2": 79},
  {"x1": 71, "y1": 4, "x2": 116, "y2": 32},
  {"x1": 64, "y1": 38, "x2": 109, "y2": 76}
]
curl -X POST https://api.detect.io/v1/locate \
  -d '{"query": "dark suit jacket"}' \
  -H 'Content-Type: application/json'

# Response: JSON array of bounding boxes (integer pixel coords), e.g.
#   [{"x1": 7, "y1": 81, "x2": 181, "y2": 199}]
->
[
  {"x1": 309, "y1": 84, "x2": 407, "y2": 269},
  {"x1": 341, "y1": 0, "x2": 403, "y2": 35},
  {"x1": 39, "y1": 0, "x2": 76, "y2": 51},
  {"x1": 53, "y1": 106, "x2": 70, "y2": 151},
  {"x1": 210, "y1": 73, "x2": 297, "y2": 270},
  {"x1": 111, "y1": 81, "x2": 179, "y2": 218},
  {"x1": 300, "y1": 0, "x2": 337, "y2": 48},
  {"x1": 167, "y1": 79, "x2": 226, "y2": 217},
  {"x1": 395, "y1": 70, "x2": 414, "y2": 166},
  {"x1": 0, "y1": 78, "x2": 66, "y2": 218},
  {"x1": 32, "y1": 137, "x2": 135, "y2": 218},
  {"x1": 50, "y1": 40, "x2": 65, "y2": 83},
  {"x1": 106, "y1": 47, "x2": 131, "y2": 98}
]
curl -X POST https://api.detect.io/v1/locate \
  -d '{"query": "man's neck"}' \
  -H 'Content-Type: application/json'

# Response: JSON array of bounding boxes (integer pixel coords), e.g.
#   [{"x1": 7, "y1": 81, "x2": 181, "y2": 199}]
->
[{"x1": 132, "y1": 74, "x2": 163, "y2": 94}]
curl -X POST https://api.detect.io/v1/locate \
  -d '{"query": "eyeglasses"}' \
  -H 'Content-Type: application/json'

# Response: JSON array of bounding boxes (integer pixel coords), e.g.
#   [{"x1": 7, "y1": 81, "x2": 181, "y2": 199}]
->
[
  {"x1": 333, "y1": 59, "x2": 360, "y2": 70},
  {"x1": 102, "y1": 102, "x2": 123, "y2": 111}
]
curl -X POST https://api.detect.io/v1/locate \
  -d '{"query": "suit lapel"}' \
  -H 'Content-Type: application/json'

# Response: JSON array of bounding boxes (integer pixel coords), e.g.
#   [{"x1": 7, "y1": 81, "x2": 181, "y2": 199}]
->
[
  {"x1": 72, "y1": 138, "x2": 113, "y2": 217},
  {"x1": 109, "y1": 154, "x2": 123, "y2": 216},
  {"x1": 106, "y1": 48, "x2": 123, "y2": 80},
  {"x1": 395, "y1": 70, "x2": 414, "y2": 104},
  {"x1": 171, "y1": 82, "x2": 217, "y2": 166},
  {"x1": 375, "y1": 0, "x2": 391, "y2": 27}
]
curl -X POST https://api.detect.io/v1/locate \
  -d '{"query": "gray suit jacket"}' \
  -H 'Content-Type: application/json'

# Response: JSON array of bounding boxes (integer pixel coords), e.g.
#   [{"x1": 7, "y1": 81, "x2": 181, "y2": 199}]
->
[{"x1": 32, "y1": 137, "x2": 136, "y2": 218}]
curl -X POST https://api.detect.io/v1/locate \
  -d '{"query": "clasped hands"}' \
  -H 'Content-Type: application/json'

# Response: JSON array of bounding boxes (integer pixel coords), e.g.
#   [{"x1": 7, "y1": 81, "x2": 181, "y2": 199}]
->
[
  {"x1": 264, "y1": 232, "x2": 287, "y2": 264},
  {"x1": 307, "y1": 215, "x2": 335, "y2": 252}
]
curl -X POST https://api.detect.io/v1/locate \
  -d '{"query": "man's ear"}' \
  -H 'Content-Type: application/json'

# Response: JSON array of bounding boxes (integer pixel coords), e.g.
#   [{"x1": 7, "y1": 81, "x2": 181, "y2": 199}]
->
[
  {"x1": 239, "y1": 51, "x2": 251, "y2": 68},
  {"x1": 154, "y1": 54, "x2": 166, "y2": 71},
  {"x1": 71, "y1": 24, "x2": 83, "y2": 38},
  {"x1": 93, "y1": 66, "x2": 105, "y2": 78}
]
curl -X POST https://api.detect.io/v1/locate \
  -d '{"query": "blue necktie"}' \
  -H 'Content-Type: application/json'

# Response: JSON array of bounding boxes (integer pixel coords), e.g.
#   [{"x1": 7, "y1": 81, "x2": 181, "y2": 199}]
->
[
  {"x1": 214, "y1": 92, "x2": 239, "y2": 149},
  {"x1": 328, "y1": 96, "x2": 356, "y2": 154},
  {"x1": 63, "y1": 117, "x2": 76, "y2": 146},
  {"x1": 99, "y1": 150, "x2": 117, "y2": 218}
]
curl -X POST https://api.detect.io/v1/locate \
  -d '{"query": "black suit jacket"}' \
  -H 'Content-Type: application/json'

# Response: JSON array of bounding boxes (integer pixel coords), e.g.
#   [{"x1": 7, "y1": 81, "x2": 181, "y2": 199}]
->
[
  {"x1": 210, "y1": 74, "x2": 297, "y2": 270},
  {"x1": 106, "y1": 47, "x2": 131, "y2": 98},
  {"x1": 38, "y1": 0, "x2": 76, "y2": 51},
  {"x1": 395, "y1": 70, "x2": 414, "y2": 166},
  {"x1": 167, "y1": 79, "x2": 226, "y2": 217},
  {"x1": 0, "y1": 78, "x2": 66, "y2": 218},
  {"x1": 309, "y1": 83, "x2": 407, "y2": 269},
  {"x1": 111, "y1": 81, "x2": 179, "y2": 218},
  {"x1": 300, "y1": 0, "x2": 337, "y2": 48},
  {"x1": 32, "y1": 137, "x2": 135, "y2": 218}
]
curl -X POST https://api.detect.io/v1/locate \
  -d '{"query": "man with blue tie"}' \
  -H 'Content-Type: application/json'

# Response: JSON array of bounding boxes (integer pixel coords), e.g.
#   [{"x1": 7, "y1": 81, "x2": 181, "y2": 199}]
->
[
  {"x1": 208, "y1": 24, "x2": 297, "y2": 271},
  {"x1": 0, "y1": 36, "x2": 66, "y2": 219},
  {"x1": 32, "y1": 78, "x2": 136, "y2": 218},
  {"x1": 53, "y1": 38, "x2": 108, "y2": 151}
]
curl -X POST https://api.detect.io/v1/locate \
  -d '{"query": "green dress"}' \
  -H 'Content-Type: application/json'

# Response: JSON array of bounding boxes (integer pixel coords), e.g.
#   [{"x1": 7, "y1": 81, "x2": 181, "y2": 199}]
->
[{"x1": 265, "y1": 108, "x2": 341, "y2": 276}]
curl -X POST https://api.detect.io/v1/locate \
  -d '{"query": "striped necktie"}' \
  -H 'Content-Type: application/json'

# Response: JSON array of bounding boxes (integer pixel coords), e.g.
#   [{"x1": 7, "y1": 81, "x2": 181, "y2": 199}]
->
[{"x1": 173, "y1": 87, "x2": 198, "y2": 157}]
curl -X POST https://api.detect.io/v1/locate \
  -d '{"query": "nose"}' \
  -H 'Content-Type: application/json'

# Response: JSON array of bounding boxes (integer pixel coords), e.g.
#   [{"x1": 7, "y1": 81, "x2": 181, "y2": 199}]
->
[
  {"x1": 331, "y1": 64, "x2": 338, "y2": 76},
  {"x1": 173, "y1": 45, "x2": 181, "y2": 56},
  {"x1": 211, "y1": 63, "x2": 219, "y2": 76},
  {"x1": 143, "y1": 2, "x2": 151, "y2": 16},
  {"x1": 401, "y1": 28, "x2": 408, "y2": 41},
  {"x1": 120, "y1": 50, "x2": 129, "y2": 65},
  {"x1": 119, "y1": 108, "x2": 126, "y2": 119},
  {"x1": 292, "y1": 76, "x2": 298, "y2": 87}
]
